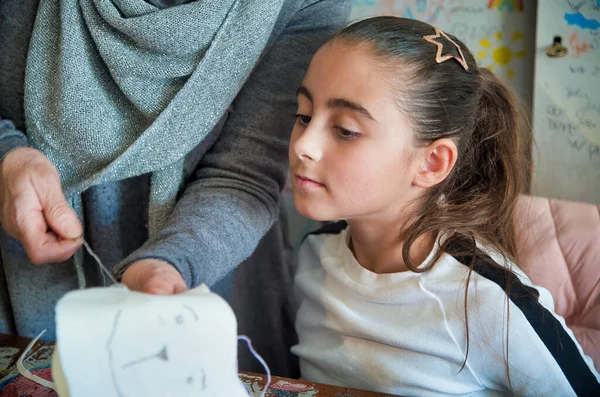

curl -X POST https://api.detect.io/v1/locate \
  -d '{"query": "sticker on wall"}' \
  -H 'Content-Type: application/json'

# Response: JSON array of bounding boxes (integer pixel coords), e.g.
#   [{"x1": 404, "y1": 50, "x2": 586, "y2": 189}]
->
[{"x1": 476, "y1": 30, "x2": 526, "y2": 80}]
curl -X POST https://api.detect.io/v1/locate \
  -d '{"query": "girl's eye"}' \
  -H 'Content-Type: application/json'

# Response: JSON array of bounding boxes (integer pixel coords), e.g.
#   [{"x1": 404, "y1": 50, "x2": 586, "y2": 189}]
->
[
  {"x1": 337, "y1": 127, "x2": 361, "y2": 141},
  {"x1": 294, "y1": 114, "x2": 311, "y2": 125}
]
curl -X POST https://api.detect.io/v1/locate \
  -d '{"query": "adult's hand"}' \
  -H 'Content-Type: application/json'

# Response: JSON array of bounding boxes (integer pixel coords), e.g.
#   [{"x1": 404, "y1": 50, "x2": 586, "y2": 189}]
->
[
  {"x1": 121, "y1": 259, "x2": 188, "y2": 295},
  {"x1": 0, "y1": 147, "x2": 82, "y2": 264}
]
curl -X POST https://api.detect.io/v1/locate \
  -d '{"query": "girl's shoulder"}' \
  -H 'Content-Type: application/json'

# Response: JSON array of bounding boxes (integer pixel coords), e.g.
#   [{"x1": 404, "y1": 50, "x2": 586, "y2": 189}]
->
[
  {"x1": 423, "y1": 239, "x2": 558, "y2": 322},
  {"x1": 441, "y1": 241, "x2": 552, "y2": 300}
]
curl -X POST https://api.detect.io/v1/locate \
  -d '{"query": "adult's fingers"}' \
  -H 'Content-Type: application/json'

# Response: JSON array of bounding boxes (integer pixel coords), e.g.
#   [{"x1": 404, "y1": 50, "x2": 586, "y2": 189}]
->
[
  {"x1": 122, "y1": 259, "x2": 188, "y2": 295},
  {"x1": 36, "y1": 175, "x2": 82, "y2": 240},
  {"x1": 20, "y1": 216, "x2": 82, "y2": 265}
]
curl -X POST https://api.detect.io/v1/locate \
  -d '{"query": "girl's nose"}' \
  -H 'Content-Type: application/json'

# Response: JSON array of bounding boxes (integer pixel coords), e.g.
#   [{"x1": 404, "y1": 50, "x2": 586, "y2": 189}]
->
[{"x1": 293, "y1": 124, "x2": 324, "y2": 162}]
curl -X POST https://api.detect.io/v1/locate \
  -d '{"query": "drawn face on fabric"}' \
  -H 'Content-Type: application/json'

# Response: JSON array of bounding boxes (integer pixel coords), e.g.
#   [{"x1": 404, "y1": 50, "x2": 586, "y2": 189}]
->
[
  {"x1": 289, "y1": 39, "x2": 424, "y2": 223},
  {"x1": 108, "y1": 300, "x2": 207, "y2": 397},
  {"x1": 54, "y1": 286, "x2": 248, "y2": 397}
]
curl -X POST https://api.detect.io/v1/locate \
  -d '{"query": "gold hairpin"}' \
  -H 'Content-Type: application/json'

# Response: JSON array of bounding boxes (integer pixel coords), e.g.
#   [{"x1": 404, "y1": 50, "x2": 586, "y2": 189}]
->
[{"x1": 423, "y1": 27, "x2": 469, "y2": 71}]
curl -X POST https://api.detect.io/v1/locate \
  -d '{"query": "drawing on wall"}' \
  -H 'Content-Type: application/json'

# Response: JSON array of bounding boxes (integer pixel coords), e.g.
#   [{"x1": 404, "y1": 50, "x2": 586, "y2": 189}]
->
[
  {"x1": 546, "y1": 104, "x2": 600, "y2": 159},
  {"x1": 569, "y1": 32, "x2": 594, "y2": 58},
  {"x1": 403, "y1": 0, "x2": 464, "y2": 23},
  {"x1": 487, "y1": 0, "x2": 524, "y2": 12},
  {"x1": 542, "y1": 81, "x2": 600, "y2": 160},
  {"x1": 564, "y1": 0, "x2": 600, "y2": 29},
  {"x1": 569, "y1": 85, "x2": 600, "y2": 148},
  {"x1": 351, "y1": 0, "x2": 464, "y2": 23},
  {"x1": 476, "y1": 31, "x2": 526, "y2": 79}
]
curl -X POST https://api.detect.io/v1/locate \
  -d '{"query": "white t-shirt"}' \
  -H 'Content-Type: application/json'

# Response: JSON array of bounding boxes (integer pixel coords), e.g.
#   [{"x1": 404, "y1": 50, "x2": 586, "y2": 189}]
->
[{"x1": 292, "y1": 222, "x2": 600, "y2": 396}]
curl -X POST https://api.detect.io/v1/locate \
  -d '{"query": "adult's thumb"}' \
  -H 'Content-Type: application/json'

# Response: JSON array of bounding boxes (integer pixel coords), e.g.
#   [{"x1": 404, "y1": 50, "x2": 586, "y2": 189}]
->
[{"x1": 43, "y1": 188, "x2": 82, "y2": 239}]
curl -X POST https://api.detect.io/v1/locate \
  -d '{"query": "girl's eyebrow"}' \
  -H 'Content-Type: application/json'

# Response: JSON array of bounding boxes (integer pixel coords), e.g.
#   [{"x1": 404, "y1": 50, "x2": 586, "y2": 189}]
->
[
  {"x1": 326, "y1": 98, "x2": 376, "y2": 123},
  {"x1": 297, "y1": 85, "x2": 377, "y2": 124},
  {"x1": 296, "y1": 85, "x2": 313, "y2": 101}
]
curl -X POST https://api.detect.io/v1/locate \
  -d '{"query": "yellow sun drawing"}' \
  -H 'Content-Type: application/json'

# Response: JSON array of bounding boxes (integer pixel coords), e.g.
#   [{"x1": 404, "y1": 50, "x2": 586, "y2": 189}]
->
[{"x1": 476, "y1": 31, "x2": 526, "y2": 80}]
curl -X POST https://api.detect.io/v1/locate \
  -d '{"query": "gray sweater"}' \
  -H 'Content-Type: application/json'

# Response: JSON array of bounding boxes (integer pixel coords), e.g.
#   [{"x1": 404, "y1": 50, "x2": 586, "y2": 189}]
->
[{"x1": 0, "y1": 0, "x2": 351, "y2": 377}]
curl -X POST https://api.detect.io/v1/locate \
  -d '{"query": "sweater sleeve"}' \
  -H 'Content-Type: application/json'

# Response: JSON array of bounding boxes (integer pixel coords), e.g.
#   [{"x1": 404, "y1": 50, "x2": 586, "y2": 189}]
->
[
  {"x1": 113, "y1": 0, "x2": 352, "y2": 286},
  {"x1": 0, "y1": 1, "x2": 37, "y2": 162},
  {"x1": 0, "y1": 117, "x2": 29, "y2": 162}
]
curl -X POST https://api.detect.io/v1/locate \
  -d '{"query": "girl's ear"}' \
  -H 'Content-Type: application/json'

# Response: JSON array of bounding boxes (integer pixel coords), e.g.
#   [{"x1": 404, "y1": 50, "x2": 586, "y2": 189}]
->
[{"x1": 413, "y1": 138, "x2": 458, "y2": 188}]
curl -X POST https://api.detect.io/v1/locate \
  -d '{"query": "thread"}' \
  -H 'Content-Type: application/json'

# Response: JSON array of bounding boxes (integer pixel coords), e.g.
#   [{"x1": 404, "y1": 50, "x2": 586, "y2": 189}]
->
[
  {"x1": 16, "y1": 329, "x2": 57, "y2": 391},
  {"x1": 238, "y1": 335, "x2": 271, "y2": 397},
  {"x1": 82, "y1": 239, "x2": 119, "y2": 285}
]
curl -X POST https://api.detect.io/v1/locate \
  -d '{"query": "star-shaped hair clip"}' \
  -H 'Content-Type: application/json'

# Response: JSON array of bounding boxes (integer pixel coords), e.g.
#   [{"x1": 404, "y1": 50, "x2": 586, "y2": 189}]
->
[{"x1": 423, "y1": 27, "x2": 469, "y2": 71}]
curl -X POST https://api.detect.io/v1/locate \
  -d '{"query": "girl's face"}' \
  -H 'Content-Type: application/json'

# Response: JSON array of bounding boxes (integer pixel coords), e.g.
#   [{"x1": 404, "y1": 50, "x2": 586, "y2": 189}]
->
[{"x1": 289, "y1": 40, "x2": 424, "y2": 223}]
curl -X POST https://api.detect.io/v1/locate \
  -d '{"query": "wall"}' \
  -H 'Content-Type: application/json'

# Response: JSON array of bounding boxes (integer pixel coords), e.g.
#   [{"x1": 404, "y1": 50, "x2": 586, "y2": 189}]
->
[{"x1": 532, "y1": 1, "x2": 600, "y2": 204}]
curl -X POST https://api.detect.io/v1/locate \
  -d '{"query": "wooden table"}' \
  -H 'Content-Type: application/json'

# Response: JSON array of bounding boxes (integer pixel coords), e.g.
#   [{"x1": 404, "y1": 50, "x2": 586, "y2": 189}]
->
[{"x1": 0, "y1": 333, "x2": 398, "y2": 397}]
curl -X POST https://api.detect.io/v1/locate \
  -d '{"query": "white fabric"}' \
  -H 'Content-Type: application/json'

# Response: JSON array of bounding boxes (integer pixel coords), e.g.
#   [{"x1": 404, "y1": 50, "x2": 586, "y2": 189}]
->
[
  {"x1": 53, "y1": 285, "x2": 248, "y2": 397},
  {"x1": 292, "y1": 228, "x2": 600, "y2": 396}
]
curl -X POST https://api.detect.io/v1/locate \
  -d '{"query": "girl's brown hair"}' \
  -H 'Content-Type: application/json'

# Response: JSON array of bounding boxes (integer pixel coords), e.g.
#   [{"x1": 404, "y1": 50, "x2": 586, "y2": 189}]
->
[{"x1": 333, "y1": 16, "x2": 532, "y2": 380}]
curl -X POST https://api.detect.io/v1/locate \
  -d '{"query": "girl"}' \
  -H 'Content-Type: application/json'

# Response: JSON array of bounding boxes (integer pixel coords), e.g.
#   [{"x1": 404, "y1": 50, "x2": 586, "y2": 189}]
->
[{"x1": 288, "y1": 17, "x2": 600, "y2": 396}]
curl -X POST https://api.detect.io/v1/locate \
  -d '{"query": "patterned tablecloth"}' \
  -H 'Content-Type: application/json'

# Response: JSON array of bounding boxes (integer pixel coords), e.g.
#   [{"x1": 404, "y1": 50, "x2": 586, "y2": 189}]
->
[{"x1": 0, "y1": 333, "x2": 399, "y2": 397}]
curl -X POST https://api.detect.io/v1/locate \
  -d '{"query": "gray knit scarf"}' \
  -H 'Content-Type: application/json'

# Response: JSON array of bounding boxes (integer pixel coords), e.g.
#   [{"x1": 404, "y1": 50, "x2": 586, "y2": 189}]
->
[{"x1": 24, "y1": 0, "x2": 284, "y2": 286}]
